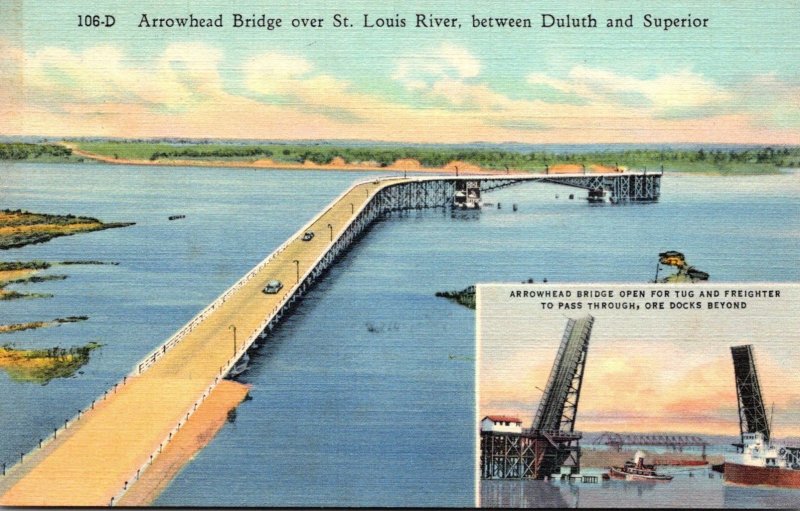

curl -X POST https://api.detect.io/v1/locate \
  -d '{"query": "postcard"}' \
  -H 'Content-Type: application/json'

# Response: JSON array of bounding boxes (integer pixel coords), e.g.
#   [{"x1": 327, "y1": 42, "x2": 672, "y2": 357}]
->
[
  {"x1": 478, "y1": 283, "x2": 800, "y2": 507},
  {"x1": 0, "y1": 0, "x2": 798, "y2": 507}
]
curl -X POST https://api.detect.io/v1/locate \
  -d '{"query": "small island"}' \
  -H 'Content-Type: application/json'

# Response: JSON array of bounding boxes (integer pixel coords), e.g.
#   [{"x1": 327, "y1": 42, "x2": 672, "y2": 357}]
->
[
  {"x1": 0, "y1": 316, "x2": 88, "y2": 334},
  {"x1": 0, "y1": 342, "x2": 101, "y2": 384},
  {"x1": 0, "y1": 209, "x2": 134, "y2": 250},
  {"x1": 436, "y1": 285, "x2": 476, "y2": 310},
  {"x1": 0, "y1": 261, "x2": 57, "y2": 300}
]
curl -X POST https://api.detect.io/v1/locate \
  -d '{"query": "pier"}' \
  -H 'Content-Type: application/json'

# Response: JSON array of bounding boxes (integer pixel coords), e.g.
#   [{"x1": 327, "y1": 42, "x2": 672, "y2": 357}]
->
[{"x1": 0, "y1": 171, "x2": 658, "y2": 506}]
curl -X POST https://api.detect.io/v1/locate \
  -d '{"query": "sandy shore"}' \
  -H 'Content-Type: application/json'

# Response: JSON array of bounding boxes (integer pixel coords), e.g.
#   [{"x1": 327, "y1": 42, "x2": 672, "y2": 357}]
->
[
  {"x1": 63, "y1": 143, "x2": 500, "y2": 175},
  {"x1": 118, "y1": 380, "x2": 250, "y2": 506},
  {"x1": 0, "y1": 268, "x2": 37, "y2": 288},
  {"x1": 0, "y1": 268, "x2": 38, "y2": 299}
]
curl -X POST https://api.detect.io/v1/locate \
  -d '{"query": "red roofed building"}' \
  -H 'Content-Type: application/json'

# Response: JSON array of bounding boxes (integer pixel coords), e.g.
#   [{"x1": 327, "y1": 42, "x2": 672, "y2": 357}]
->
[{"x1": 481, "y1": 415, "x2": 523, "y2": 434}]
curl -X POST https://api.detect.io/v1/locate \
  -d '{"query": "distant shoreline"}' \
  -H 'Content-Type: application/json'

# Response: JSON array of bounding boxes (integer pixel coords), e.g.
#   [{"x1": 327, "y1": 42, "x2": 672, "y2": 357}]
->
[
  {"x1": 63, "y1": 142, "x2": 496, "y2": 175},
  {"x1": 2, "y1": 140, "x2": 795, "y2": 175}
]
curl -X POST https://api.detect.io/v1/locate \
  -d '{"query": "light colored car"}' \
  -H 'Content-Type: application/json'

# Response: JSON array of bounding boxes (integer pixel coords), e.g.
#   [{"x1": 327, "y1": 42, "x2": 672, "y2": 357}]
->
[
  {"x1": 302, "y1": 231, "x2": 314, "y2": 241},
  {"x1": 263, "y1": 280, "x2": 283, "y2": 294}
]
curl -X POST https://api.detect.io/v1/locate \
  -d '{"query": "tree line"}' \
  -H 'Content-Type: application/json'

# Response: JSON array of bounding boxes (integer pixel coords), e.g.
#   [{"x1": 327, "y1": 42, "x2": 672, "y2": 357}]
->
[
  {"x1": 146, "y1": 144, "x2": 800, "y2": 169},
  {"x1": 0, "y1": 143, "x2": 72, "y2": 160}
]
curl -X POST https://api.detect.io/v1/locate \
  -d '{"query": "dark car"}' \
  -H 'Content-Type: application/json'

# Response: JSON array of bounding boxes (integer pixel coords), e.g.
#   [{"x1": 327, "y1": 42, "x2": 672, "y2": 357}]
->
[
  {"x1": 263, "y1": 280, "x2": 283, "y2": 294},
  {"x1": 302, "y1": 231, "x2": 314, "y2": 241}
]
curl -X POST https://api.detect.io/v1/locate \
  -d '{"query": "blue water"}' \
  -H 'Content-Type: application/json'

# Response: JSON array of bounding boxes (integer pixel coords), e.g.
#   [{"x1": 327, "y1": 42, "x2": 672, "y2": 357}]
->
[
  {"x1": 1, "y1": 163, "x2": 798, "y2": 506},
  {"x1": 481, "y1": 469, "x2": 800, "y2": 508}
]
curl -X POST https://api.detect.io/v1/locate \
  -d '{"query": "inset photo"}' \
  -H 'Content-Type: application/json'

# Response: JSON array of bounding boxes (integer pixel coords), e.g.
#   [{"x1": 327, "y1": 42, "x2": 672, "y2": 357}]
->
[{"x1": 477, "y1": 283, "x2": 800, "y2": 508}]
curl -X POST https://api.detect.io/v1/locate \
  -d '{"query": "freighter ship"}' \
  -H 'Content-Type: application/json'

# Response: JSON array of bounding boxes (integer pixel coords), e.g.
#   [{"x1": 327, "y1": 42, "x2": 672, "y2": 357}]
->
[
  {"x1": 724, "y1": 345, "x2": 800, "y2": 488},
  {"x1": 724, "y1": 432, "x2": 800, "y2": 487}
]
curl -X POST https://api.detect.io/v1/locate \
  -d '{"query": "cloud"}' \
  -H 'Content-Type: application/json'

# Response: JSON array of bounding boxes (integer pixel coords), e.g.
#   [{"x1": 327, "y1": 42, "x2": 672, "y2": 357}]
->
[
  {"x1": 527, "y1": 66, "x2": 733, "y2": 118},
  {"x1": 733, "y1": 73, "x2": 800, "y2": 129},
  {"x1": 391, "y1": 43, "x2": 512, "y2": 110},
  {"x1": 0, "y1": 38, "x2": 24, "y2": 131},
  {"x1": 243, "y1": 53, "x2": 314, "y2": 96},
  {"x1": 393, "y1": 42, "x2": 480, "y2": 92},
  {"x1": 24, "y1": 42, "x2": 225, "y2": 111},
  {"x1": 481, "y1": 338, "x2": 800, "y2": 436},
  {"x1": 5, "y1": 39, "x2": 799, "y2": 144}
]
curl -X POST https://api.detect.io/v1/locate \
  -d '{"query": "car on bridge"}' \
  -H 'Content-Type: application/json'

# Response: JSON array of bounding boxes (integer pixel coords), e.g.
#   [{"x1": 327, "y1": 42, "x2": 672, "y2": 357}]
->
[
  {"x1": 302, "y1": 231, "x2": 314, "y2": 241},
  {"x1": 263, "y1": 280, "x2": 283, "y2": 294}
]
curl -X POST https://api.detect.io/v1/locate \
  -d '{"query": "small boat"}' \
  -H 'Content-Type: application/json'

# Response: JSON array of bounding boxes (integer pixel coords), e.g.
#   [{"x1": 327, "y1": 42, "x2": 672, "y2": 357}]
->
[
  {"x1": 168, "y1": 214, "x2": 186, "y2": 221},
  {"x1": 607, "y1": 451, "x2": 673, "y2": 482},
  {"x1": 228, "y1": 353, "x2": 250, "y2": 377}
]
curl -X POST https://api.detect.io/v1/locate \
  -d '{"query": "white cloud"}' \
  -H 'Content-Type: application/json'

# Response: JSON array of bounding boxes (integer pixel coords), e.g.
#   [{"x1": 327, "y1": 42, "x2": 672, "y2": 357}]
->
[
  {"x1": 733, "y1": 73, "x2": 800, "y2": 129},
  {"x1": 6, "y1": 39, "x2": 799, "y2": 143},
  {"x1": 25, "y1": 42, "x2": 226, "y2": 110},
  {"x1": 527, "y1": 66, "x2": 733, "y2": 115},
  {"x1": 393, "y1": 42, "x2": 481, "y2": 94},
  {"x1": 243, "y1": 53, "x2": 314, "y2": 96}
]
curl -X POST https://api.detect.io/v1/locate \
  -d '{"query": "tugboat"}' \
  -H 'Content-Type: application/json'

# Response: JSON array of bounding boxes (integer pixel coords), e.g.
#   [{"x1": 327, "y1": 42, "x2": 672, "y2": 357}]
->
[{"x1": 607, "y1": 451, "x2": 673, "y2": 482}]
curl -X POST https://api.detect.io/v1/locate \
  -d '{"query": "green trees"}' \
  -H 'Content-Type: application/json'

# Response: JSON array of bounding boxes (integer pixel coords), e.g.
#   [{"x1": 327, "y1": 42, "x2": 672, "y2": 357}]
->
[{"x1": 0, "y1": 143, "x2": 72, "y2": 160}]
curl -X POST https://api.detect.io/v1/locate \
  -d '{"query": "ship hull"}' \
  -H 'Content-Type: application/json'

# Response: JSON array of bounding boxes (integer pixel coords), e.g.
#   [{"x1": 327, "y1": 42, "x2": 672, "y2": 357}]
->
[{"x1": 724, "y1": 462, "x2": 800, "y2": 488}]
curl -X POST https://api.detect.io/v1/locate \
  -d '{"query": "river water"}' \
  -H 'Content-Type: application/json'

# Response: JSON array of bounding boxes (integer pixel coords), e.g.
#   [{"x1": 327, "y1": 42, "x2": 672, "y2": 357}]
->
[{"x1": 1, "y1": 163, "x2": 798, "y2": 506}]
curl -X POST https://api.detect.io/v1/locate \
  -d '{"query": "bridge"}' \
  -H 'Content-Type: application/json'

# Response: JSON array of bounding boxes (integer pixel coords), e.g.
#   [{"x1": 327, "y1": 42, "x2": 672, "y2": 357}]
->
[
  {"x1": 590, "y1": 432, "x2": 709, "y2": 457},
  {"x1": 480, "y1": 315, "x2": 594, "y2": 479},
  {"x1": 0, "y1": 171, "x2": 658, "y2": 506}
]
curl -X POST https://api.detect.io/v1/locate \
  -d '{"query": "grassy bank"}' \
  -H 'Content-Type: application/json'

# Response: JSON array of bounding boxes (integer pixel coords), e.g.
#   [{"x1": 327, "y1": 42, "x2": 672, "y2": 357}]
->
[
  {"x1": 0, "y1": 142, "x2": 81, "y2": 162},
  {"x1": 68, "y1": 140, "x2": 800, "y2": 174}
]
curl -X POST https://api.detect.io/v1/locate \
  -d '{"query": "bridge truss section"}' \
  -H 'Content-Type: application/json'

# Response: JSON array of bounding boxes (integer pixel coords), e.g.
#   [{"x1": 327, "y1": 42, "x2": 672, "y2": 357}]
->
[
  {"x1": 533, "y1": 315, "x2": 594, "y2": 433},
  {"x1": 731, "y1": 344, "x2": 771, "y2": 443},
  {"x1": 541, "y1": 173, "x2": 660, "y2": 202},
  {"x1": 590, "y1": 432, "x2": 709, "y2": 457},
  {"x1": 379, "y1": 180, "x2": 455, "y2": 211}
]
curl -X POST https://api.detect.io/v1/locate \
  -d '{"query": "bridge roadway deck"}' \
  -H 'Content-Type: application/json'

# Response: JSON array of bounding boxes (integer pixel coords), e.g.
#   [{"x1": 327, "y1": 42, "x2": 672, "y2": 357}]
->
[
  {"x1": 0, "y1": 177, "x2": 406, "y2": 506},
  {"x1": 0, "y1": 171, "x2": 654, "y2": 505}
]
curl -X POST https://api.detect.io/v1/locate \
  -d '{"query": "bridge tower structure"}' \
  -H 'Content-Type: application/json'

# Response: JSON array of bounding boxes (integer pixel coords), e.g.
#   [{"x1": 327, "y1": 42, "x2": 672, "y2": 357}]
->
[
  {"x1": 480, "y1": 315, "x2": 594, "y2": 479},
  {"x1": 731, "y1": 344, "x2": 771, "y2": 444}
]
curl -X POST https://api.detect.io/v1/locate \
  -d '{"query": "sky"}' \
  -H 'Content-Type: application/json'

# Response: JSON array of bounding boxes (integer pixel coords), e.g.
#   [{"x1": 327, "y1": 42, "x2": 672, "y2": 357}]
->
[
  {"x1": 478, "y1": 284, "x2": 800, "y2": 437},
  {"x1": 1, "y1": 0, "x2": 799, "y2": 144}
]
